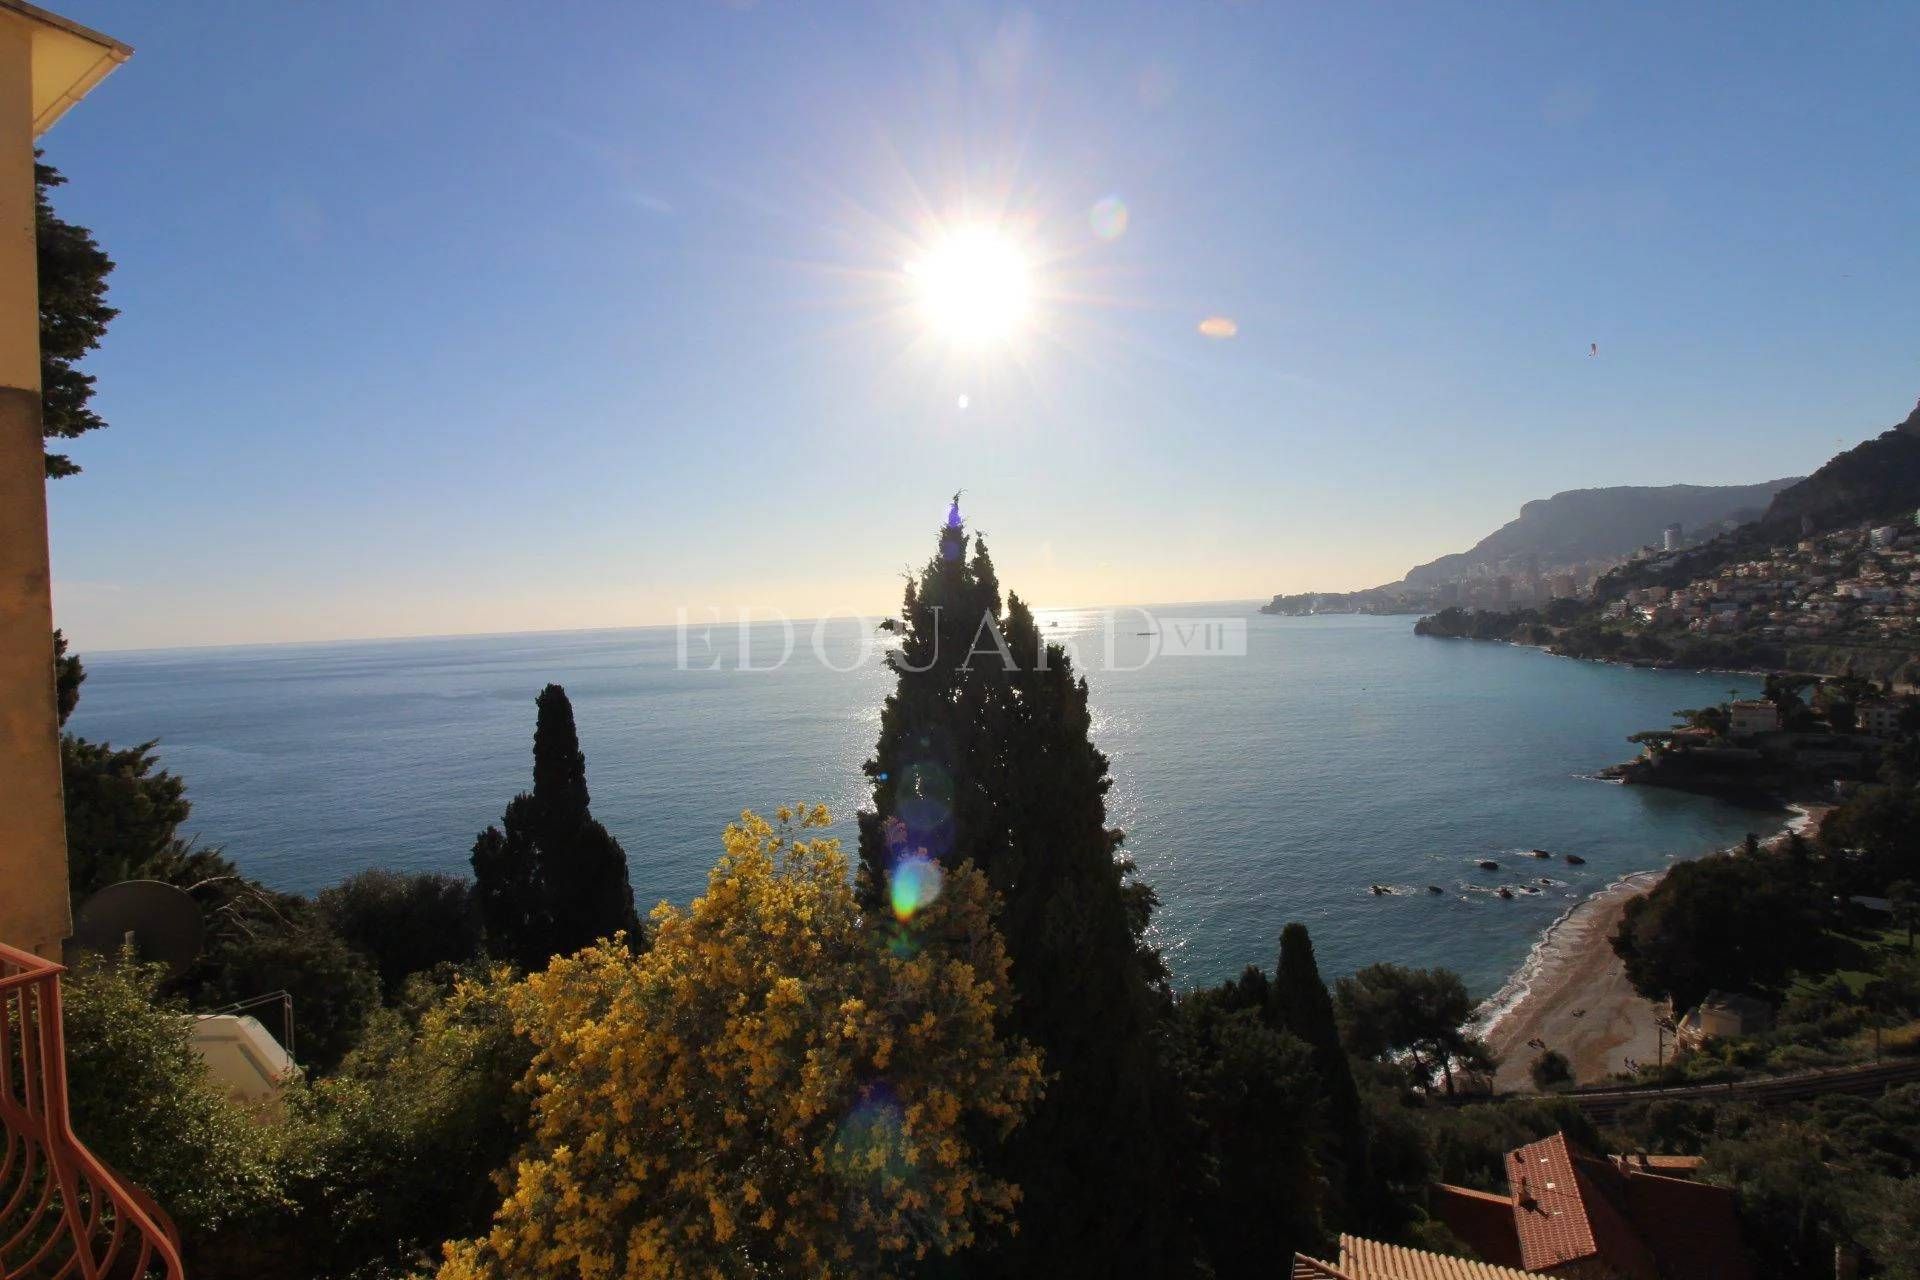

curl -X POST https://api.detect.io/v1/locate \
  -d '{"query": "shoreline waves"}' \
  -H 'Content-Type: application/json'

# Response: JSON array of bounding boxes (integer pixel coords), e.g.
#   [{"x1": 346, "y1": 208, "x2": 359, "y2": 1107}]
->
[{"x1": 1474, "y1": 803, "x2": 1822, "y2": 1091}]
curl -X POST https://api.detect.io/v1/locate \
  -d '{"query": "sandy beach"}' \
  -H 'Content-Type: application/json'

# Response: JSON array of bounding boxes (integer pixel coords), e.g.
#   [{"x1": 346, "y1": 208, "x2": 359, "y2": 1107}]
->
[{"x1": 1477, "y1": 805, "x2": 1827, "y2": 1092}]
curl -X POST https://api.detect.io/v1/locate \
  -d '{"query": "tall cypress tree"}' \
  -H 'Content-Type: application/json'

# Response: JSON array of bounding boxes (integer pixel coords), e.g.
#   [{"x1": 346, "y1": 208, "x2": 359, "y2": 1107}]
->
[
  {"x1": 471, "y1": 799, "x2": 544, "y2": 970},
  {"x1": 37, "y1": 158, "x2": 117, "y2": 478},
  {"x1": 858, "y1": 504, "x2": 1196, "y2": 1277},
  {"x1": 472, "y1": 684, "x2": 641, "y2": 969},
  {"x1": 1272, "y1": 922, "x2": 1373, "y2": 1228}
]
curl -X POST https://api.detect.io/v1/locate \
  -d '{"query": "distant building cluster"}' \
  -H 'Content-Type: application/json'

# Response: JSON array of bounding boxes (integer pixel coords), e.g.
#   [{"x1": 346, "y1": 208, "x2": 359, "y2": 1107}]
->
[
  {"x1": 1423, "y1": 554, "x2": 1614, "y2": 610},
  {"x1": 1600, "y1": 516, "x2": 1920, "y2": 648},
  {"x1": 1264, "y1": 556, "x2": 1615, "y2": 617}
]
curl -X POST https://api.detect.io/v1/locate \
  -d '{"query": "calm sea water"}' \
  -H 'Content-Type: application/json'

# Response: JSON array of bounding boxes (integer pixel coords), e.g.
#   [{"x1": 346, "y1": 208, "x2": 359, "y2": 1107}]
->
[{"x1": 66, "y1": 610, "x2": 1773, "y2": 996}]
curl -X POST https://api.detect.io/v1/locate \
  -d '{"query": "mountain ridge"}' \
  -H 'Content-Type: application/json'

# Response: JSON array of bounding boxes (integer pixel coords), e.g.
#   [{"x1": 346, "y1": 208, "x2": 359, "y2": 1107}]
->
[{"x1": 1399, "y1": 478, "x2": 1801, "y2": 587}]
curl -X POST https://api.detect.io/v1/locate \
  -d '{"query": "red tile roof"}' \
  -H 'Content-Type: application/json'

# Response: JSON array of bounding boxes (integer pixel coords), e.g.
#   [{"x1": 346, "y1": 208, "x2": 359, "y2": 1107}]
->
[
  {"x1": 1335, "y1": 1235, "x2": 1539, "y2": 1280},
  {"x1": 1506, "y1": 1134, "x2": 1660, "y2": 1279},
  {"x1": 1428, "y1": 1183, "x2": 1524, "y2": 1269},
  {"x1": 1622, "y1": 1170, "x2": 1755, "y2": 1280}
]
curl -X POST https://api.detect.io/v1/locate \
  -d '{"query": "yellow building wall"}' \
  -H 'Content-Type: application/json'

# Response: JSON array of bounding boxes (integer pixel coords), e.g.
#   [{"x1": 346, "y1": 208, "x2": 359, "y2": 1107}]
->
[{"x1": 0, "y1": 14, "x2": 72, "y2": 960}]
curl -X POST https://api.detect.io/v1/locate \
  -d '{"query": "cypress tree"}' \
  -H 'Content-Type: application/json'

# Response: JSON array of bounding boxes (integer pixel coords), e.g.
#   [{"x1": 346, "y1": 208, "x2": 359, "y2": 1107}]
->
[
  {"x1": 1272, "y1": 922, "x2": 1373, "y2": 1227},
  {"x1": 858, "y1": 504, "x2": 1196, "y2": 1277},
  {"x1": 1172, "y1": 997, "x2": 1326, "y2": 1274},
  {"x1": 472, "y1": 684, "x2": 640, "y2": 969},
  {"x1": 471, "y1": 800, "x2": 545, "y2": 970},
  {"x1": 36, "y1": 159, "x2": 117, "y2": 478}
]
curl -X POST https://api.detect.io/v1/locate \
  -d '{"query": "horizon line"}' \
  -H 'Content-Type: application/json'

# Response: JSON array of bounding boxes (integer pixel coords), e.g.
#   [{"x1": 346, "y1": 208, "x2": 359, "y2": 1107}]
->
[{"x1": 72, "y1": 596, "x2": 1275, "y2": 659}]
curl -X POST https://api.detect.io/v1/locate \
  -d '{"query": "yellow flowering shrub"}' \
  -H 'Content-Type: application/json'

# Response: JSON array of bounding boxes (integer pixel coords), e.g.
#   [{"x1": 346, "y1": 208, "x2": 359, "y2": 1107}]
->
[{"x1": 439, "y1": 806, "x2": 1042, "y2": 1280}]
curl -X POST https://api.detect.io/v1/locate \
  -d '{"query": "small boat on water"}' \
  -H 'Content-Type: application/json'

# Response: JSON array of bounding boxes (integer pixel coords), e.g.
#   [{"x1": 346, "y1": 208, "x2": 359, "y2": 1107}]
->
[{"x1": 1564, "y1": 853, "x2": 1587, "y2": 865}]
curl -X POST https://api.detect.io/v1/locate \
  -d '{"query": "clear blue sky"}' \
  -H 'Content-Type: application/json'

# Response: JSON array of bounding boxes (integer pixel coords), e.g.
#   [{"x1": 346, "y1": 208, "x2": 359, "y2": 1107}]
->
[{"x1": 40, "y1": 1, "x2": 1920, "y2": 649}]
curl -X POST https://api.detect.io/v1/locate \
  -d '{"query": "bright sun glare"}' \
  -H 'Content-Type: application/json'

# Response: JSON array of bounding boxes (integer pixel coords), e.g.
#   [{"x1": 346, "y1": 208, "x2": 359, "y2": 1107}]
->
[{"x1": 904, "y1": 226, "x2": 1034, "y2": 347}]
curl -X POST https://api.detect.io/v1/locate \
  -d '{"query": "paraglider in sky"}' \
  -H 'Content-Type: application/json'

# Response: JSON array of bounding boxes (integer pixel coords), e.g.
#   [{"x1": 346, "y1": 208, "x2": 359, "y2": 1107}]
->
[{"x1": 1589, "y1": 342, "x2": 1598, "y2": 358}]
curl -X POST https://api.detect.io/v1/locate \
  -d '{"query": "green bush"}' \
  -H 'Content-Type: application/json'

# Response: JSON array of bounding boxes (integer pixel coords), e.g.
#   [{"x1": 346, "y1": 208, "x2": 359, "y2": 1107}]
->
[
  {"x1": 316, "y1": 870, "x2": 482, "y2": 999},
  {"x1": 198, "y1": 967, "x2": 533, "y2": 1280},
  {"x1": 59, "y1": 957, "x2": 285, "y2": 1237},
  {"x1": 1529, "y1": 1049, "x2": 1573, "y2": 1091},
  {"x1": 1416, "y1": 1097, "x2": 1603, "y2": 1193},
  {"x1": 189, "y1": 914, "x2": 381, "y2": 1075}
]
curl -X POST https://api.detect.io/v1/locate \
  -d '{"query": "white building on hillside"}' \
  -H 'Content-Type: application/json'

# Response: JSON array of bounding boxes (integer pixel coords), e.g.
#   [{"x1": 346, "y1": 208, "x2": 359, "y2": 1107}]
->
[{"x1": 1728, "y1": 699, "x2": 1780, "y2": 737}]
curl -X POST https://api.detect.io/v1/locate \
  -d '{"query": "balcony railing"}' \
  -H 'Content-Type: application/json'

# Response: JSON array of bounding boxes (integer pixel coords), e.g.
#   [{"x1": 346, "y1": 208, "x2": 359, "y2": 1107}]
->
[{"x1": 0, "y1": 941, "x2": 184, "y2": 1279}]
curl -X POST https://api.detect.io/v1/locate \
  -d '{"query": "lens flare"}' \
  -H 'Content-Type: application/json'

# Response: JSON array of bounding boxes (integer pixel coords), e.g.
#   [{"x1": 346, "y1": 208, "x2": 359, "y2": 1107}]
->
[
  {"x1": 894, "y1": 762, "x2": 956, "y2": 859},
  {"x1": 889, "y1": 854, "x2": 943, "y2": 921},
  {"x1": 1198, "y1": 315, "x2": 1239, "y2": 339},
  {"x1": 829, "y1": 1085, "x2": 909, "y2": 1184},
  {"x1": 1089, "y1": 195, "x2": 1129, "y2": 241}
]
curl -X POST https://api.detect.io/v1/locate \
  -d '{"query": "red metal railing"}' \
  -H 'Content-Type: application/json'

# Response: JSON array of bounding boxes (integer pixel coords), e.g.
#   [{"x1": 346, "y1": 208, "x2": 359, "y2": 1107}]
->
[{"x1": 0, "y1": 941, "x2": 183, "y2": 1278}]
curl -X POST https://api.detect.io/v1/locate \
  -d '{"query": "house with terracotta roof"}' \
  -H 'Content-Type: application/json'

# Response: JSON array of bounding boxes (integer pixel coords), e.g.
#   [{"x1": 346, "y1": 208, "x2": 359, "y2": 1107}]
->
[
  {"x1": 1426, "y1": 1132, "x2": 1752, "y2": 1280},
  {"x1": 1292, "y1": 1233, "x2": 1539, "y2": 1280}
]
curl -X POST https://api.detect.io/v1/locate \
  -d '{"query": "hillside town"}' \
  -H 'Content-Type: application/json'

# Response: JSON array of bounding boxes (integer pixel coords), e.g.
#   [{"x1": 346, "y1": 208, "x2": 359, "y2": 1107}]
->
[
  {"x1": 1265, "y1": 518, "x2": 1734, "y2": 618},
  {"x1": 1609, "y1": 514, "x2": 1920, "y2": 648},
  {"x1": 1264, "y1": 551, "x2": 1631, "y2": 617}
]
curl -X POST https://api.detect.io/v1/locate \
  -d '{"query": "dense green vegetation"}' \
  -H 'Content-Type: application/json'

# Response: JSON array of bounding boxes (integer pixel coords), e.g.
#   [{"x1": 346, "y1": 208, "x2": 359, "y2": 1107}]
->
[
  {"x1": 469, "y1": 682, "x2": 642, "y2": 970},
  {"x1": 61, "y1": 958, "x2": 286, "y2": 1238},
  {"x1": 1612, "y1": 1087, "x2": 1920, "y2": 1279},
  {"x1": 316, "y1": 869, "x2": 482, "y2": 999},
  {"x1": 856, "y1": 514, "x2": 1197, "y2": 1276},
  {"x1": 35, "y1": 158, "x2": 117, "y2": 478},
  {"x1": 1613, "y1": 839, "x2": 1829, "y2": 1012},
  {"x1": 1336, "y1": 964, "x2": 1494, "y2": 1097}
]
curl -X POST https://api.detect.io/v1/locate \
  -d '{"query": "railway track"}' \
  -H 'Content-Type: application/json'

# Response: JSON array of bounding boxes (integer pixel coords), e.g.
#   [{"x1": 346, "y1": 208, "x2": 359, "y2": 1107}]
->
[{"x1": 1553, "y1": 1057, "x2": 1920, "y2": 1123}]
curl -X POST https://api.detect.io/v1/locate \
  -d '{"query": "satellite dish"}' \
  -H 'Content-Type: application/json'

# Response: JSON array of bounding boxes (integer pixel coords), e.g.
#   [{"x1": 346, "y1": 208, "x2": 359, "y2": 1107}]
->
[{"x1": 71, "y1": 880, "x2": 204, "y2": 981}]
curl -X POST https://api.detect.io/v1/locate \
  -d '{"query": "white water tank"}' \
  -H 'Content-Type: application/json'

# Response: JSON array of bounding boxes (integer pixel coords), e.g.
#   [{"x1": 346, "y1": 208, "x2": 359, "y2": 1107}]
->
[{"x1": 187, "y1": 1014, "x2": 296, "y2": 1113}]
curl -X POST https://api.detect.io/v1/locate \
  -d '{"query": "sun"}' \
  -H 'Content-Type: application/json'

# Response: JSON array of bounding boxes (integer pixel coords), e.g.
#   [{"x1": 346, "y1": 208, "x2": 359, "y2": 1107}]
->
[{"x1": 903, "y1": 225, "x2": 1034, "y2": 348}]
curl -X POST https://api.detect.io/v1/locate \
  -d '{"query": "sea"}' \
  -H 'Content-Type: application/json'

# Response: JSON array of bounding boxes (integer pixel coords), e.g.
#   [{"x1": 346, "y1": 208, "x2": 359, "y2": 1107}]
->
[{"x1": 65, "y1": 608, "x2": 1780, "y2": 999}]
